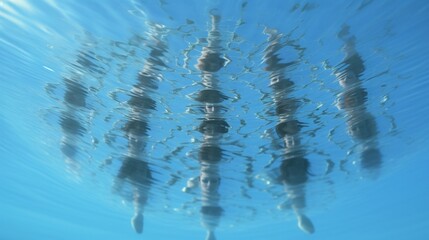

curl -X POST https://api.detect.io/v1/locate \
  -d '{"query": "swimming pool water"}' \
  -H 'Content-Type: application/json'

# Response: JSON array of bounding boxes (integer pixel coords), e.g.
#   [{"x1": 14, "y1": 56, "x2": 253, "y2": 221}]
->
[{"x1": 1, "y1": 1, "x2": 428, "y2": 240}]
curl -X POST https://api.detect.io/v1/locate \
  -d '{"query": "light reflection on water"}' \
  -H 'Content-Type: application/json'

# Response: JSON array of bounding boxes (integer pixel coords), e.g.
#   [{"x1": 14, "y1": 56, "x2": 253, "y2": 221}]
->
[{"x1": 1, "y1": 0, "x2": 429, "y2": 239}]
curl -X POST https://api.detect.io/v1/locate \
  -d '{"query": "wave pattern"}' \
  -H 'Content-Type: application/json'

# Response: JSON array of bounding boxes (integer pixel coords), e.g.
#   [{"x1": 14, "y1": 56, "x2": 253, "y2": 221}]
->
[{"x1": 17, "y1": 0, "x2": 425, "y2": 238}]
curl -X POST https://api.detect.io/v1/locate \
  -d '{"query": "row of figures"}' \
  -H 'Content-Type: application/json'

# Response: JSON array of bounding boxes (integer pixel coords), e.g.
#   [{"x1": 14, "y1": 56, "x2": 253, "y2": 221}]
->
[
  {"x1": 54, "y1": 12, "x2": 381, "y2": 240},
  {"x1": 184, "y1": 14, "x2": 227, "y2": 240},
  {"x1": 263, "y1": 27, "x2": 314, "y2": 234}
]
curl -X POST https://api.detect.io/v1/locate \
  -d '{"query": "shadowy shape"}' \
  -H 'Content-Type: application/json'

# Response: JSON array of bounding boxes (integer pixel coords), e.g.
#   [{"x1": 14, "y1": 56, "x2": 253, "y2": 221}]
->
[
  {"x1": 335, "y1": 25, "x2": 382, "y2": 174},
  {"x1": 58, "y1": 50, "x2": 99, "y2": 175},
  {"x1": 185, "y1": 13, "x2": 228, "y2": 240},
  {"x1": 113, "y1": 25, "x2": 168, "y2": 234},
  {"x1": 263, "y1": 28, "x2": 314, "y2": 234}
]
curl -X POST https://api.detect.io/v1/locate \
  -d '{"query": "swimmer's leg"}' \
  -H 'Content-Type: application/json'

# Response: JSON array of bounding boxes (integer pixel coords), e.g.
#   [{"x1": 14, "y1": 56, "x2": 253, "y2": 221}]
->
[{"x1": 131, "y1": 188, "x2": 147, "y2": 234}]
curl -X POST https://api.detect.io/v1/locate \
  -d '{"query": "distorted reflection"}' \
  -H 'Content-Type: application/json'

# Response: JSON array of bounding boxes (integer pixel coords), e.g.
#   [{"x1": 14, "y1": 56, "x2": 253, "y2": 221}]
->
[
  {"x1": 262, "y1": 28, "x2": 315, "y2": 234},
  {"x1": 48, "y1": 11, "x2": 391, "y2": 240},
  {"x1": 335, "y1": 25, "x2": 382, "y2": 174},
  {"x1": 112, "y1": 25, "x2": 168, "y2": 234},
  {"x1": 183, "y1": 13, "x2": 227, "y2": 240},
  {"x1": 57, "y1": 50, "x2": 98, "y2": 176}
]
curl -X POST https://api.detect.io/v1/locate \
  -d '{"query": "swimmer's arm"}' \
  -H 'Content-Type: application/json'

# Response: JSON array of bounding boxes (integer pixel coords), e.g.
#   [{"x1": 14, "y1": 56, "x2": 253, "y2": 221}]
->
[{"x1": 182, "y1": 176, "x2": 199, "y2": 193}]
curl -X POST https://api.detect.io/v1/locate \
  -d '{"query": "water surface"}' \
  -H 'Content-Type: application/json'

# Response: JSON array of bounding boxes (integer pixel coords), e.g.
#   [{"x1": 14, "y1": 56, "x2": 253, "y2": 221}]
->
[{"x1": 1, "y1": 0, "x2": 428, "y2": 239}]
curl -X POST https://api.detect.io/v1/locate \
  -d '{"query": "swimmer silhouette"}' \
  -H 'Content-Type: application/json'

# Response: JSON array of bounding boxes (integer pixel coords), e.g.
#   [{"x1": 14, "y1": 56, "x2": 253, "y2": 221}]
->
[
  {"x1": 196, "y1": 14, "x2": 225, "y2": 73},
  {"x1": 184, "y1": 12, "x2": 227, "y2": 240},
  {"x1": 112, "y1": 25, "x2": 167, "y2": 234},
  {"x1": 58, "y1": 50, "x2": 98, "y2": 175},
  {"x1": 335, "y1": 25, "x2": 382, "y2": 173},
  {"x1": 263, "y1": 28, "x2": 314, "y2": 234}
]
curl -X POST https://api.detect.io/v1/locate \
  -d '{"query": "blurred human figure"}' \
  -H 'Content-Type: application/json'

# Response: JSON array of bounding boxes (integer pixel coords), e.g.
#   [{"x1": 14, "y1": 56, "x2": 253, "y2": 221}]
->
[
  {"x1": 113, "y1": 155, "x2": 151, "y2": 233},
  {"x1": 58, "y1": 50, "x2": 99, "y2": 176},
  {"x1": 335, "y1": 25, "x2": 382, "y2": 173},
  {"x1": 196, "y1": 14, "x2": 225, "y2": 74},
  {"x1": 112, "y1": 25, "x2": 167, "y2": 234},
  {"x1": 263, "y1": 28, "x2": 314, "y2": 234},
  {"x1": 184, "y1": 13, "x2": 227, "y2": 240}
]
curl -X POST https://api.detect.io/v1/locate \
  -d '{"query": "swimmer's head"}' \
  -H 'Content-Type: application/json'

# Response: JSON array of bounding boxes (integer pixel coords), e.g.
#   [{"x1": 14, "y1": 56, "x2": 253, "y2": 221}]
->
[
  {"x1": 275, "y1": 120, "x2": 303, "y2": 138},
  {"x1": 347, "y1": 113, "x2": 377, "y2": 140},
  {"x1": 195, "y1": 89, "x2": 227, "y2": 104},
  {"x1": 198, "y1": 119, "x2": 229, "y2": 136},
  {"x1": 337, "y1": 87, "x2": 367, "y2": 110},
  {"x1": 197, "y1": 51, "x2": 225, "y2": 72},
  {"x1": 336, "y1": 71, "x2": 359, "y2": 88},
  {"x1": 200, "y1": 171, "x2": 221, "y2": 192}
]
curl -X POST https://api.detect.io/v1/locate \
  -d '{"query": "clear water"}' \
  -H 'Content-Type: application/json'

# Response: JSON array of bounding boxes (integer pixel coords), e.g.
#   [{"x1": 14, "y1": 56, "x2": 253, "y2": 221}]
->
[{"x1": 1, "y1": 0, "x2": 428, "y2": 240}]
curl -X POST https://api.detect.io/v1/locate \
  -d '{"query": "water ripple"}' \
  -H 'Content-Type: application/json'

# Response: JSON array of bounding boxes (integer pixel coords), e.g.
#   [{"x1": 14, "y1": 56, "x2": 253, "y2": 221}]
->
[{"x1": 2, "y1": 0, "x2": 429, "y2": 239}]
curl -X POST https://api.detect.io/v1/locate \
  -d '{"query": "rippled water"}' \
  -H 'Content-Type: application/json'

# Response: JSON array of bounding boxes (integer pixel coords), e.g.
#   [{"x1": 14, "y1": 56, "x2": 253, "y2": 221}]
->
[{"x1": 1, "y1": 0, "x2": 429, "y2": 240}]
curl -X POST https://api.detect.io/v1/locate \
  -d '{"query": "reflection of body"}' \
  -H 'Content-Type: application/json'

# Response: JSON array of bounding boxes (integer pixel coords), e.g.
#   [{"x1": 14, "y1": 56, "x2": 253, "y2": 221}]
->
[
  {"x1": 336, "y1": 25, "x2": 382, "y2": 172},
  {"x1": 184, "y1": 13, "x2": 226, "y2": 240},
  {"x1": 263, "y1": 29, "x2": 314, "y2": 234},
  {"x1": 113, "y1": 156, "x2": 151, "y2": 233},
  {"x1": 183, "y1": 118, "x2": 226, "y2": 240},
  {"x1": 59, "y1": 51, "x2": 95, "y2": 175},
  {"x1": 196, "y1": 14, "x2": 224, "y2": 73},
  {"x1": 198, "y1": 115, "x2": 228, "y2": 240},
  {"x1": 112, "y1": 28, "x2": 167, "y2": 234},
  {"x1": 113, "y1": 118, "x2": 152, "y2": 234}
]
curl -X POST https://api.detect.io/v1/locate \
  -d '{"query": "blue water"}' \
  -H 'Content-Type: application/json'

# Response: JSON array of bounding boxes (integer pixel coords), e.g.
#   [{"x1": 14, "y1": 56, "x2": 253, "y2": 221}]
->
[{"x1": 1, "y1": 0, "x2": 429, "y2": 240}]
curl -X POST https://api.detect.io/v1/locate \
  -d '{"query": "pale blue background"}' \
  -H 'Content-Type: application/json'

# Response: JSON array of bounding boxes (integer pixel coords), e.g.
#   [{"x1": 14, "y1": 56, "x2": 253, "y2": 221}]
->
[{"x1": 1, "y1": 0, "x2": 429, "y2": 239}]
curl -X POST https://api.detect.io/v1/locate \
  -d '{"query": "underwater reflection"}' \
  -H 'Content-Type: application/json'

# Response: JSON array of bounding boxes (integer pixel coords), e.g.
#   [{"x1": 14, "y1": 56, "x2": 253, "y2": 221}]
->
[
  {"x1": 111, "y1": 24, "x2": 168, "y2": 234},
  {"x1": 262, "y1": 28, "x2": 315, "y2": 234},
  {"x1": 183, "y1": 13, "x2": 227, "y2": 240},
  {"x1": 57, "y1": 49, "x2": 102, "y2": 176},
  {"x1": 48, "y1": 11, "x2": 392, "y2": 240},
  {"x1": 335, "y1": 25, "x2": 382, "y2": 175}
]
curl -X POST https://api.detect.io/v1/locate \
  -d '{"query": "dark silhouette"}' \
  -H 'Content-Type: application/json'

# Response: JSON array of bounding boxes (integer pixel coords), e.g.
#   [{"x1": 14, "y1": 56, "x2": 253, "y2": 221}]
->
[
  {"x1": 183, "y1": 13, "x2": 227, "y2": 240},
  {"x1": 336, "y1": 25, "x2": 382, "y2": 174},
  {"x1": 263, "y1": 28, "x2": 314, "y2": 234},
  {"x1": 58, "y1": 50, "x2": 98, "y2": 175},
  {"x1": 112, "y1": 26, "x2": 167, "y2": 234}
]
